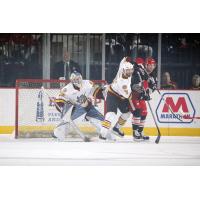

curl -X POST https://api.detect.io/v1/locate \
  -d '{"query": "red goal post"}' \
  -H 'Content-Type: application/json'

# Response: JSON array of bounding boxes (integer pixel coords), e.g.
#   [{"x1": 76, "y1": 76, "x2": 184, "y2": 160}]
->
[{"x1": 15, "y1": 79, "x2": 107, "y2": 138}]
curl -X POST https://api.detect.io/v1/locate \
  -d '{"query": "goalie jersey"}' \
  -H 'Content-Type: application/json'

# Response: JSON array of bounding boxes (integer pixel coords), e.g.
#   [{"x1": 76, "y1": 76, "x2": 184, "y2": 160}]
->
[{"x1": 57, "y1": 80, "x2": 103, "y2": 108}]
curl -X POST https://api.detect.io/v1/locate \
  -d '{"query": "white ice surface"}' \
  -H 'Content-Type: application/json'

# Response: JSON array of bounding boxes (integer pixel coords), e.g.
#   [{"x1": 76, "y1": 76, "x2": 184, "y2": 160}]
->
[{"x1": 1, "y1": 134, "x2": 200, "y2": 165}]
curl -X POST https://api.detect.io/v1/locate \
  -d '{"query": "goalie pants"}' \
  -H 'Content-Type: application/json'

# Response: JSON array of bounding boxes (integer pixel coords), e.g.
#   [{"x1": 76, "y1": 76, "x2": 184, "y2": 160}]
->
[
  {"x1": 62, "y1": 103, "x2": 104, "y2": 121},
  {"x1": 54, "y1": 103, "x2": 104, "y2": 140}
]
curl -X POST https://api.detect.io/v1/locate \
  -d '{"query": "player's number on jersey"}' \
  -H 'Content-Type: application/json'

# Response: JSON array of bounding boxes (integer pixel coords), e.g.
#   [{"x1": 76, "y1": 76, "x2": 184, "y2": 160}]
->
[{"x1": 122, "y1": 85, "x2": 128, "y2": 95}]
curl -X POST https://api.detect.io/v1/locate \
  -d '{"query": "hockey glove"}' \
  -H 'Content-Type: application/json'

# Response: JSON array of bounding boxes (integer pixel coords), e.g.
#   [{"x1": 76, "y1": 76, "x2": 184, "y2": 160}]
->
[
  {"x1": 132, "y1": 84, "x2": 143, "y2": 93},
  {"x1": 140, "y1": 90, "x2": 151, "y2": 101}
]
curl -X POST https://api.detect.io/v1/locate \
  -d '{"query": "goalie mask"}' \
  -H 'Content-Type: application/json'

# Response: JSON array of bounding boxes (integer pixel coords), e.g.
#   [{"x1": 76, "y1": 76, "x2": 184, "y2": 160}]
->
[
  {"x1": 145, "y1": 58, "x2": 156, "y2": 74},
  {"x1": 122, "y1": 62, "x2": 134, "y2": 78},
  {"x1": 70, "y1": 71, "x2": 83, "y2": 88}
]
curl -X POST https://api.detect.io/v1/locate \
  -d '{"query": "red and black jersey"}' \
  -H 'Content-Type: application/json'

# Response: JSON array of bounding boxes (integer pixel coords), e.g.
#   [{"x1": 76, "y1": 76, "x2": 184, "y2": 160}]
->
[{"x1": 131, "y1": 65, "x2": 156, "y2": 100}]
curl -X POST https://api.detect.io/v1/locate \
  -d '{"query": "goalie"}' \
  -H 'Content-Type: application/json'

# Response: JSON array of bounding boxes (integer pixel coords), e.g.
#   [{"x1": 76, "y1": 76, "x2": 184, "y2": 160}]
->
[{"x1": 53, "y1": 71, "x2": 106, "y2": 141}]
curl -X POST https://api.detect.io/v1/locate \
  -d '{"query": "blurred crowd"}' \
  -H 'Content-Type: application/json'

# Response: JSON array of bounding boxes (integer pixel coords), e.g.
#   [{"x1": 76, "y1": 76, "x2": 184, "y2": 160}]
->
[{"x1": 0, "y1": 33, "x2": 200, "y2": 89}]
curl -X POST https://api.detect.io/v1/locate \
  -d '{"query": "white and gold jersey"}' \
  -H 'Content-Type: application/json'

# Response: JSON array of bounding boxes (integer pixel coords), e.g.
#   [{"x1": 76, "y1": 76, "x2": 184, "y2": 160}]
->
[
  {"x1": 110, "y1": 74, "x2": 132, "y2": 99},
  {"x1": 110, "y1": 59, "x2": 133, "y2": 99},
  {"x1": 59, "y1": 80, "x2": 94, "y2": 107}
]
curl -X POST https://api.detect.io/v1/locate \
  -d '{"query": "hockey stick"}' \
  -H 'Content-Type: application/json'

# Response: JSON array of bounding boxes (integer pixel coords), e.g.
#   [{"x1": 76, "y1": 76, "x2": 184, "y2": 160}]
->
[
  {"x1": 182, "y1": 116, "x2": 200, "y2": 120},
  {"x1": 41, "y1": 86, "x2": 90, "y2": 142},
  {"x1": 137, "y1": 72, "x2": 161, "y2": 143},
  {"x1": 147, "y1": 101, "x2": 161, "y2": 144}
]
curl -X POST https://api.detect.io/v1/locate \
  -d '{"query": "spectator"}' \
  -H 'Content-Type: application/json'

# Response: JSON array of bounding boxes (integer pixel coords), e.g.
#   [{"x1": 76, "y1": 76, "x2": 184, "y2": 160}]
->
[
  {"x1": 190, "y1": 74, "x2": 200, "y2": 90},
  {"x1": 130, "y1": 34, "x2": 153, "y2": 59},
  {"x1": 52, "y1": 50, "x2": 81, "y2": 80},
  {"x1": 161, "y1": 71, "x2": 177, "y2": 89}
]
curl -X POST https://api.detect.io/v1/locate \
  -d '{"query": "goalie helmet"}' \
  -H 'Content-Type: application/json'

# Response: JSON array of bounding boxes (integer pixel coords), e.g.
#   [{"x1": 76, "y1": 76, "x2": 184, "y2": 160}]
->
[
  {"x1": 145, "y1": 57, "x2": 156, "y2": 73},
  {"x1": 70, "y1": 71, "x2": 82, "y2": 88},
  {"x1": 121, "y1": 61, "x2": 134, "y2": 78}
]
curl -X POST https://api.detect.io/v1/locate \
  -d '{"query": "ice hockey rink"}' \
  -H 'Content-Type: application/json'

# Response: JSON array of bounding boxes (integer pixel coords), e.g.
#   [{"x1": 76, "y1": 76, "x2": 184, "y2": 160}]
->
[{"x1": 1, "y1": 134, "x2": 200, "y2": 165}]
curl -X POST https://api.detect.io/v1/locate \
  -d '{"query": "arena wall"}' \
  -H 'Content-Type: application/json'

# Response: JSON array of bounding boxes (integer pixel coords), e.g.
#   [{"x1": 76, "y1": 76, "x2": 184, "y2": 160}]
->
[{"x1": 0, "y1": 88, "x2": 200, "y2": 136}]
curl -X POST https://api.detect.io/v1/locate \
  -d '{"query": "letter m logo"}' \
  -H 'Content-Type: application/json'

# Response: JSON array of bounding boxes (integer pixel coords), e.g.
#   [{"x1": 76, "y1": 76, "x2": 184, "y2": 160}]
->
[
  {"x1": 156, "y1": 92, "x2": 195, "y2": 123},
  {"x1": 162, "y1": 97, "x2": 189, "y2": 113}
]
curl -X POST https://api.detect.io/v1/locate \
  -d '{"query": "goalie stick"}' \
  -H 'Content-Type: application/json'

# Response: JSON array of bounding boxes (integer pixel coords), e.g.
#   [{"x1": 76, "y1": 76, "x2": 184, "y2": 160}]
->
[{"x1": 41, "y1": 86, "x2": 90, "y2": 142}]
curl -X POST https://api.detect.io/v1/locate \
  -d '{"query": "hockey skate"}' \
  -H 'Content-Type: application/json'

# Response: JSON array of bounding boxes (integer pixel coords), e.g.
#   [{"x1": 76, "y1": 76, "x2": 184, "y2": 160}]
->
[
  {"x1": 107, "y1": 132, "x2": 116, "y2": 141},
  {"x1": 141, "y1": 132, "x2": 149, "y2": 140},
  {"x1": 99, "y1": 134, "x2": 107, "y2": 140},
  {"x1": 133, "y1": 130, "x2": 149, "y2": 141},
  {"x1": 112, "y1": 126, "x2": 124, "y2": 137},
  {"x1": 99, "y1": 131, "x2": 116, "y2": 142}
]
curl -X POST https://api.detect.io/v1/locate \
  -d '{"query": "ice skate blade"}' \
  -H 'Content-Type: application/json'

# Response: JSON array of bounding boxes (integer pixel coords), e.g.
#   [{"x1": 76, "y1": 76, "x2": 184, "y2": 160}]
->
[
  {"x1": 112, "y1": 127, "x2": 124, "y2": 138},
  {"x1": 111, "y1": 130, "x2": 124, "y2": 138},
  {"x1": 133, "y1": 138, "x2": 150, "y2": 142}
]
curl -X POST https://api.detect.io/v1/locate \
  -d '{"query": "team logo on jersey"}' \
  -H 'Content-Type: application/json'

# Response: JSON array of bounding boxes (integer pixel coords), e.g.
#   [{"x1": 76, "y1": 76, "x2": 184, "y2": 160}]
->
[
  {"x1": 156, "y1": 93, "x2": 195, "y2": 123},
  {"x1": 122, "y1": 85, "x2": 127, "y2": 89},
  {"x1": 77, "y1": 94, "x2": 87, "y2": 104}
]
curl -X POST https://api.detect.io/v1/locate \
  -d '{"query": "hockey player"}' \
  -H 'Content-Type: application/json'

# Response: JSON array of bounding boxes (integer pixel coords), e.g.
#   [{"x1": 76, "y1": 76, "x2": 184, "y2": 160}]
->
[
  {"x1": 113, "y1": 57, "x2": 157, "y2": 141},
  {"x1": 54, "y1": 71, "x2": 105, "y2": 141},
  {"x1": 130, "y1": 57, "x2": 157, "y2": 141},
  {"x1": 100, "y1": 57, "x2": 134, "y2": 139}
]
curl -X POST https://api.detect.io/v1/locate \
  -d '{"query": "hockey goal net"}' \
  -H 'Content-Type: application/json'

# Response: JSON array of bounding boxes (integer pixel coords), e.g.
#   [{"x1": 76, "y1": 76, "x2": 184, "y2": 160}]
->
[{"x1": 15, "y1": 79, "x2": 106, "y2": 138}]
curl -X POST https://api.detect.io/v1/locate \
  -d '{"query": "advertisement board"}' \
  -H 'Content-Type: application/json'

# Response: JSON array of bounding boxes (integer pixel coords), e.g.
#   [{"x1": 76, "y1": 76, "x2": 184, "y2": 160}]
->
[{"x1": 0, "y1": 89, "x2": 200, "y2": 136}]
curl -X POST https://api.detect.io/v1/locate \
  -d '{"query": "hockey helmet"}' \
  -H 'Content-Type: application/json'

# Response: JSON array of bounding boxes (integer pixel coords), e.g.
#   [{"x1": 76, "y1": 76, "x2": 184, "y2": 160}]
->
[
  {"x1": 145, "y1": 57, "x2": 156, "y2": 65},
  {"x1": 135, "y1": 57, "x2": 144, "y2": 65},
  {"x1": 145, "y1": 57, "x2": 156, "y2": 73},
  {"x1": 70, "y1": 71, "x2": 83, "y2": 88},
  {"x1": 122, "y1": 61, "x2": 134, "y2": 78}
]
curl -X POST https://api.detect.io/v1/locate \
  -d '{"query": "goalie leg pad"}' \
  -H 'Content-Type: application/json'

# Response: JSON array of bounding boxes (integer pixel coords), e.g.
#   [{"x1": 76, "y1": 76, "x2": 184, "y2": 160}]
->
[
  {"x1": 86, "y1": 116, "x2": 102, "y2": 133},
  {"x1": 61, "y1": 103, "x2": 73, "y2": 118},
  {"x1": 54, "y1": 121, "x2": 70, "y2": 141}
]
